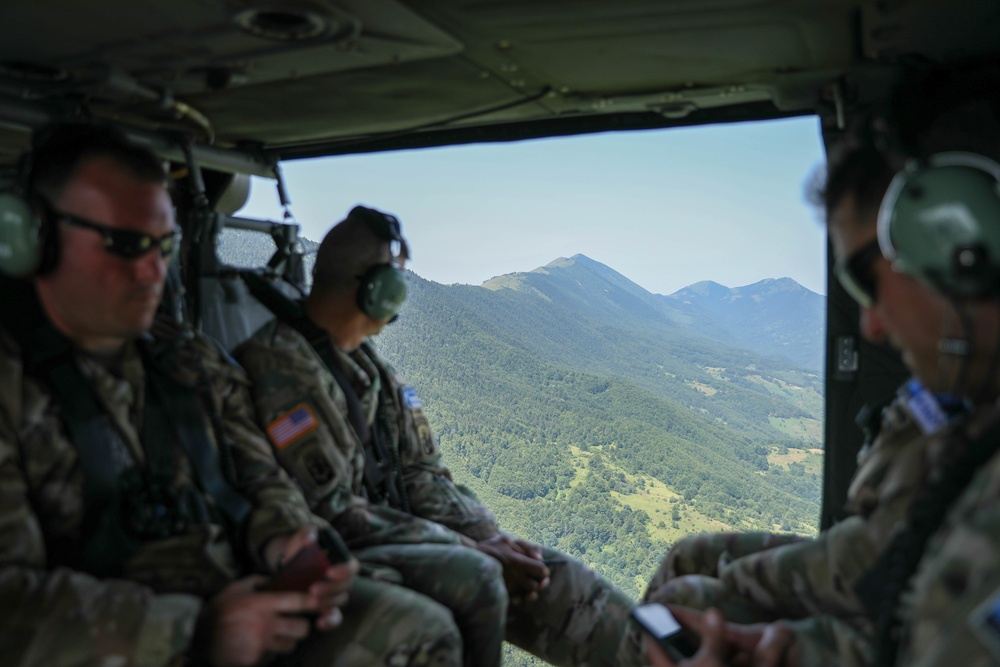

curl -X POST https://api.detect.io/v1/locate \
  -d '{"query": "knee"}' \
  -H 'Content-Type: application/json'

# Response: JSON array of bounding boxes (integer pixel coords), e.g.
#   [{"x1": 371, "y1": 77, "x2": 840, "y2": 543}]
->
[
  {"x1": 649, "y1": 574, "x2": 727, "y2": 611},
  {"x1": 658, "y1": 533, "x2": 728, "y2": 583},
  {"x1": 416, "y1": 594, "x2": 461, "y2": 635},
  {"x1": 390, "y1": 592, "x2": 464, "y2": 658},
  {"x1": 464, "y1": 548, "x2": 508, "y2": 608}
]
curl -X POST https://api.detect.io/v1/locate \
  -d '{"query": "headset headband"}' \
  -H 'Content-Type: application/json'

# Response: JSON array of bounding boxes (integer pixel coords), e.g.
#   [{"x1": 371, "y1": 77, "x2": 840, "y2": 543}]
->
[{"x1": 877, "y1": 151, "x2": 1000, "y2": 297}]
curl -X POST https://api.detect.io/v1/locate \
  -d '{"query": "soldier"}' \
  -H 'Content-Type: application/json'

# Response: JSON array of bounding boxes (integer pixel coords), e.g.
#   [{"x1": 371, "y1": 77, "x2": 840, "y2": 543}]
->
[
  {"x1": 641, "y1": 86, "x2": 1000, "y2": 666},
  {"x1": 618, "y1": 143, "x2": 962, "y2": 667},
  {"x1": 234, "y1": 205, "x2": 635, "y2": 667},
  {"x1": 0, "y1": 124, "x2": 462, "y2": 666}
]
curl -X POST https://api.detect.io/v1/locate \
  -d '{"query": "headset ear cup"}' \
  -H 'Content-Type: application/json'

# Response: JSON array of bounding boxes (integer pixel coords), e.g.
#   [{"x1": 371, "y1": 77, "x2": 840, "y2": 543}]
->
[
  {"x1": 357, "y1": 264, "x2": 408, "y2": 321},
  {"x1": 0, "y1": 191, "x2": 50, "y2": 277},
  {"x1": 879, "y1": 152, "x2": 1000, "y2": 297}
]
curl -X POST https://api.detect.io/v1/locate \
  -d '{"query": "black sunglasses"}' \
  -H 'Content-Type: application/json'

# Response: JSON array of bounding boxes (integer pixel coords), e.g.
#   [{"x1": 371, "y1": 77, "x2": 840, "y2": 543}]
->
[
  {"x1": 834, "y1": 237, "x2": 882, "y2": 308},
  {"x1": 53, "y1": 208, "x2": 180, "y2": 261}
]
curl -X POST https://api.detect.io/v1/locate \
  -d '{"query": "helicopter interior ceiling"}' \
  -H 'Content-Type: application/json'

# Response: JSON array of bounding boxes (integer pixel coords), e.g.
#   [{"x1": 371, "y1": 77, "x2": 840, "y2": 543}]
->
[{"x1": 0, "y1": 0, "x2": 997, "y2": 171}]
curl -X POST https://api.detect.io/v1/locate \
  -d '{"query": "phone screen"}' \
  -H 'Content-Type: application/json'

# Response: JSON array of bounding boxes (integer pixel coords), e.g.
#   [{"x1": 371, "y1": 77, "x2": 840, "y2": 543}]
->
[
  {"x1": 264, "y1": 543, "x2": 333, "y2": 592},
  {"x1": 263, "y1": 528, "x2": 353, "y2": 593},
  {"x1": 631, "y1": 603, "x2": 701, "y2": 661}
]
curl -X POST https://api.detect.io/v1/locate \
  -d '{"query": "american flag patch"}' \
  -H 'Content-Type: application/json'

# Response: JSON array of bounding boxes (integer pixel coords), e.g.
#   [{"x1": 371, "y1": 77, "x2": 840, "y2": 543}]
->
[{"x1": 267, "y1": 403, "x2": 319, "y2": 449}]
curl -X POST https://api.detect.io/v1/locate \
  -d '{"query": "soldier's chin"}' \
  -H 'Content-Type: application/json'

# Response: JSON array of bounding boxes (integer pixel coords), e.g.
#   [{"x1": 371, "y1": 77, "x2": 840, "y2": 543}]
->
[{"x1": 129, "y1": 309, "x2": 160, "y2": 336}]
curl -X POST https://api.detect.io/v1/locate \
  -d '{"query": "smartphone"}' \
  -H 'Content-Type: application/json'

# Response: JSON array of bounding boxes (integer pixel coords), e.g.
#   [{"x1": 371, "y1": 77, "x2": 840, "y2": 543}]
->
[
  {"x1": 631, "y1": 603, "x2": 701, "y2": 661},
  {"x1": 265, "y1": 529, "x2": 352, "y2": 592},
  {"x1": 316, "y1": 528, "x2": 352, "y2": 565}
]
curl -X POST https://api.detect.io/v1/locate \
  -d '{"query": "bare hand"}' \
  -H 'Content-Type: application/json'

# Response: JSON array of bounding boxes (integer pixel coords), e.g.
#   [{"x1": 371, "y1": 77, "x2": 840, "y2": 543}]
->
[
  {"x1": 193, "y1": 576, "x2": 315, "y2": 666},
  {"x1": 264, "y1": 526, "x2": 318, "y2": 572},
  {"x1": 644, "y1": 608, "x2": 728, "y2": 667},
  {"x1": 646, "y1": 607, "x2": 800, "y2": 667},
  {"x1": 264, "y1": 527, "x2": 359, "y2": 630},
  {"x1": 476, "y1": 534, "x2": 549, "y2": 603},
  {"x1": 733, "y1": 621, "x2": 798, "y2": 667},
  {"x1": 310, "y1": 558, "x2": 358, "y2": 630}
]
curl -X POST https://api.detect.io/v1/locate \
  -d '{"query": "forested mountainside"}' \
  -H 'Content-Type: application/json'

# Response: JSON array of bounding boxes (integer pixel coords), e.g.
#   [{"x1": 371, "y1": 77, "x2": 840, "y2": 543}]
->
[
  {"x1": 668, "y1": 276, "x2": 825, "y2": 373},
  {"x1": 481, "y1": 254, "x2": 824, "y2": 374},
  {"x1": 219, "y1": 236, "x2": 826, "y2": 666},
  {"x1": 375, "y1": 257, "x2": 826, "y2": 584}
]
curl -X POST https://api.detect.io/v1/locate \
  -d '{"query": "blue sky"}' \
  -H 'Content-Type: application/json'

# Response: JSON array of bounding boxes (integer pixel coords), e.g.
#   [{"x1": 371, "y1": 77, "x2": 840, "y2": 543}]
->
[{"x1": 240, "y1": 116, "x2": 829, "y2": 296}]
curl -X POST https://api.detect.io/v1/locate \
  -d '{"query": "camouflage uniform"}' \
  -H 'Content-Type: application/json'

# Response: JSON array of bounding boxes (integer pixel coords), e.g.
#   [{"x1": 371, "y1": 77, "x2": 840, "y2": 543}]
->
[
  {"x1": 235, "y1": 319, "x2": 634, "y2": 667},
  {"x1": 886, "y1": 403, "x2": 1000, "y2": 667},
  {"x1": 0, "y1": 311, "x2": 461, "y2": 667},
  {"x1": 783, "y1": 403, "x2": 1000, "y2": 667},
  {"x1": 619, "y1": 394, "x2": 950, "y2": 666}
]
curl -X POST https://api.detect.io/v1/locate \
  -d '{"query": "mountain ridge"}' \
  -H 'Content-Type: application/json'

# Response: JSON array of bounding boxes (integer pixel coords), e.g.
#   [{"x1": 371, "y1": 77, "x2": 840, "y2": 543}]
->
[{"x1": 481, "y1": 253, "x2": 824, "y2": 372}]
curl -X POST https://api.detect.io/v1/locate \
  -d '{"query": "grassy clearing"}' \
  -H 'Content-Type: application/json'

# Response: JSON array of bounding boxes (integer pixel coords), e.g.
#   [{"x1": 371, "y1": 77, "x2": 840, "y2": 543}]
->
[
  {"x1": 687, "y1": 381, "x2": 718, "y2": 396},
  {"x1": 767, "y1": 447, "x2": 824, "y2": 476},
  {"x1": 769, "y1": 416, "x2": 823, "y2": 445},
  {"x1": 704, "y1": 367, "x2": 727, "y2": 381},
  {"x1": 567, "y1": 446, "x2": 733, "y2": 550}
]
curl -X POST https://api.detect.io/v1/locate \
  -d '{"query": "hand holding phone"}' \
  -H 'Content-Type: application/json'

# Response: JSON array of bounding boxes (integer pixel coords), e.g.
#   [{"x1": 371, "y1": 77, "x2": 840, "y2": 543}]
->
[
  {"x1": 265, "y1": 529, "x2": 352, "y2": 592},
  {"x1": 632, "y1": 603, "x2": 702, "y2": 662}
]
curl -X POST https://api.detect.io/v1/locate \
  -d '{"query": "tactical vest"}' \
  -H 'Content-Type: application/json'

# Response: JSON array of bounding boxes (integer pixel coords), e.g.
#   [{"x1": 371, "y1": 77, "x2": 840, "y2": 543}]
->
[
  {"x1": 1, "y1": 277, "x2": 251, "y2": 577},
  {"x1": 242, "y1": 272, "x2": 409, "y2": 511}
]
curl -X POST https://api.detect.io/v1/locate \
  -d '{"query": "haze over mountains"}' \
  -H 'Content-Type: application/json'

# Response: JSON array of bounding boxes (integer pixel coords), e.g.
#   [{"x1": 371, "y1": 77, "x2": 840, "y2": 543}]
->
[
  {"x1": 219, "y1": 236, "x2": 826, "y2": 617},
  {"x1": 484, "y1": 254, "x2": 824, "y2": 373},
  {"x1": 219, "y1": 231, "x2": 825, "y2": 374}
]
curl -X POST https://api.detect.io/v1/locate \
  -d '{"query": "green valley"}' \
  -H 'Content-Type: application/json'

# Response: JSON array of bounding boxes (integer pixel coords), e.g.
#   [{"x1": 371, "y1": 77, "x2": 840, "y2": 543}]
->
[
  {"x1": 375, "y1": 257, "x2": 827, "y2": 601},
  {"x1": 219, "y1": 238, "x2": 827, "y2": 666}
]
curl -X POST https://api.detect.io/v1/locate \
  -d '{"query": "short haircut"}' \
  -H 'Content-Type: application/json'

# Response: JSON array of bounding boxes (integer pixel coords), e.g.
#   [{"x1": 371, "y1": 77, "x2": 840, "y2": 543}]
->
[
  {"x1": 810, "y1": 141, "x2": 895, "y2": 229},
  {"x1": 810, "y1": 58, "x2": 1000, "y2": 229},
  {"x1": 28, "y1": 123, "x2": 166, "y2": 201},
  {"x1": 312, "y1": 209, "x2": 393, "y2": 296},
  {"x1": 891, "y1": 56, "x2": 1000, "y2": 160}
]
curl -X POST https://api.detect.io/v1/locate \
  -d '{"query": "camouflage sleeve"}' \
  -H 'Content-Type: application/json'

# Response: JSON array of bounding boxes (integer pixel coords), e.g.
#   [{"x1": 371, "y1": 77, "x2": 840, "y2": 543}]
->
[
  {"x1": 235, "y1": 324, "x2": 364, "y2": 520},
  {"x1": 719, "y1": 516, "x2": 877, "y2": 618},
  {"x1": 187, "y1": 331, "x2": 318, "y2": 570},
  {"x1": 783, "y1": 615, "x2": 873, "y2": 667},
  {"x1": 330, "y1": 496, "x2": 476, "y2": 550},
  {"x1": 382, "y1": 360, "x2": 501, "y2": 542},
  {"x1": 653, "y1": 531, "x2": 807, "y2": 584},
  {"x1": 0, "y1": 338, "x2": 201, "y2": 667},
  {"x1": 234, "y1": 324, "x2": 468, "y2": 549}
]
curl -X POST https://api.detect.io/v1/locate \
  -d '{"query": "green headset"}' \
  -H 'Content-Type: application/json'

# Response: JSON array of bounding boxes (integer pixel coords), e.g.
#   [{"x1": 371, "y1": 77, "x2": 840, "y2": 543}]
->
[
  {"x1": 0, "y1": 154, "x2": 58, "y2": 278},
  {"x1": 350, "y1": 205, "x2": 410, "y2": 321},
  {"x1": 0, "y1": 124, "x2": 145, "y2": 279},
  {"x1": 878, "y1": 151, "x2": 1000, "y2": 298}
]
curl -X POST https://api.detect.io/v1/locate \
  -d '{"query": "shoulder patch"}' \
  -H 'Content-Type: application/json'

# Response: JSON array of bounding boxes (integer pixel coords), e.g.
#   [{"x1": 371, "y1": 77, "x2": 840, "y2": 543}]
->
[
  {"x1": 401, "y1": 386, "x2": 422, "y2": 409},
  {"x1": 267, "y1": 403, "x2": 319, "y2": 449},
  {"x1": 969, "y1": 588, "x2": 1000, "y2": 660}
]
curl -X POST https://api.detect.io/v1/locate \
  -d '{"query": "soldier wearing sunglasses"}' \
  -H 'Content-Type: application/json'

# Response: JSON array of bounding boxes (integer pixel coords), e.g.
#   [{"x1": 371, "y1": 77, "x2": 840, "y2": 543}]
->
[
  {"x1": 0, "y1": 125, "x2": 463, "y2": 667},
  {"x1": 643, "y1": 83, "x2": 1000, "y2": 667},
  {"x1": 622, "y1": 141, "x2": 962, "y2": 667}
]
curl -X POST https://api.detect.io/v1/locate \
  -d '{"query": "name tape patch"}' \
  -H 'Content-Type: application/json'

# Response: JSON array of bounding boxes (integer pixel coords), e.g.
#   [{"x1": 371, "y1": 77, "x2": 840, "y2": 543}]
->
[{"x1": 267, "y1": 403, "x2": 319, "y2": 449}]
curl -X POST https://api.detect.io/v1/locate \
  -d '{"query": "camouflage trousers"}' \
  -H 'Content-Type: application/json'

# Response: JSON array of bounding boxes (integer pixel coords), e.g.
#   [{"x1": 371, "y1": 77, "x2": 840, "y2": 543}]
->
[
  {"x1": 617, "y1": 532, "x2": 806, "y2": 667},
  {"x1": 354, "y1": 542, "x2": 508, "y2": 667},
  {"x1": 507, "y1": 546, "x2": 635, "y2": 667},
  {"x1": 281, "y1": 576, "x2": 463, "y2": 667},
  {"x1": 352, "y1": 543, "x2": 633, "y2": 667}
]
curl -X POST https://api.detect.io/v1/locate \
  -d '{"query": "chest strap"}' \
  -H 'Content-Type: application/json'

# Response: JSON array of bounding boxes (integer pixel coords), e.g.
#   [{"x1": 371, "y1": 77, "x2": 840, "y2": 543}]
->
[
  {"x1": 242, "y1": 272, "x2": 407, "y2": 508},
  {"x1": 5, "y1": 283, "x2": 250, "y2": 575}
]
